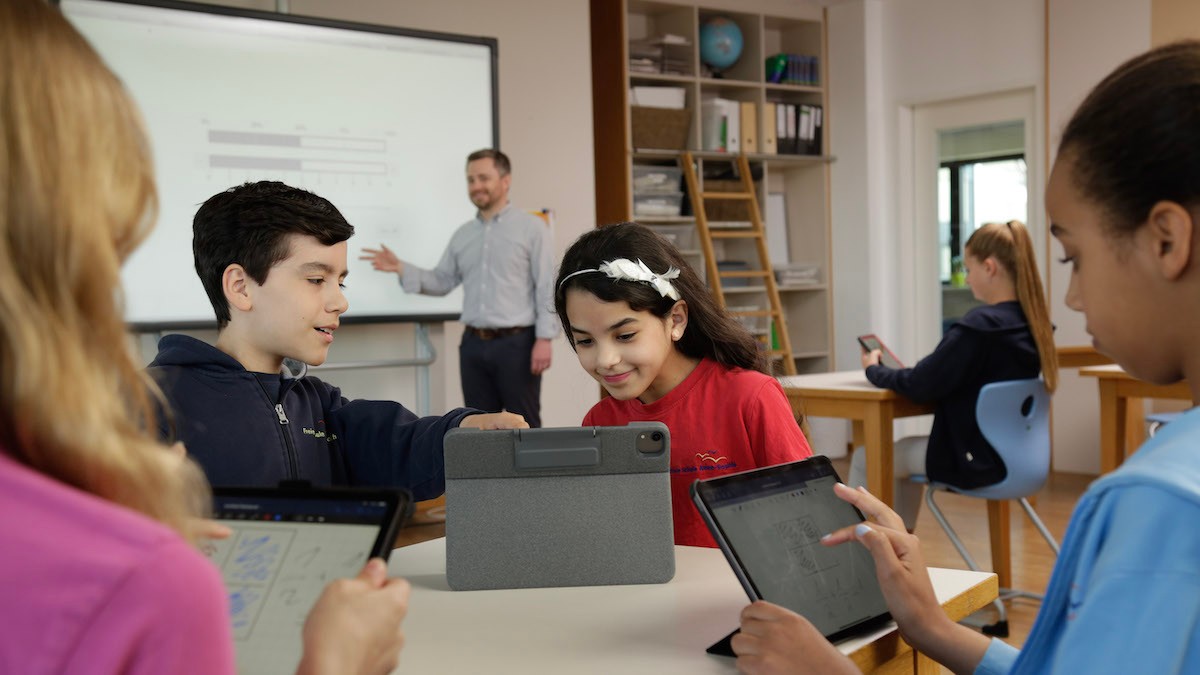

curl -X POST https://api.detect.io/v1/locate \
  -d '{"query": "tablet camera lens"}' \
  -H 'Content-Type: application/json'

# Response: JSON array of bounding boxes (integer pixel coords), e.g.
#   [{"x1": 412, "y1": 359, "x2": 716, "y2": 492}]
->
[{"x1": 636, "y1": 430, "x2": 667, "y2": 454}]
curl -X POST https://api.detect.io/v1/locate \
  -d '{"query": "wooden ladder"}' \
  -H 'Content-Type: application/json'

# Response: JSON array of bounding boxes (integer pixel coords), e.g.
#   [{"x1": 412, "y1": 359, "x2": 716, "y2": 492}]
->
[{"x1": 679, "y1": 152, "x2": 796, "y2": 375}]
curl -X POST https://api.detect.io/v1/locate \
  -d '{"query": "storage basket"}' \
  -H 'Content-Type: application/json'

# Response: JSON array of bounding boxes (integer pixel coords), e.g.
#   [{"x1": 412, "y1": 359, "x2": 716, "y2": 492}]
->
[
  {"x1": 631, "y1": 106, "x2": 691, "y2": 150},
  {"x1": 702, "y1": 179, "x2": 751, "y2": 222}
]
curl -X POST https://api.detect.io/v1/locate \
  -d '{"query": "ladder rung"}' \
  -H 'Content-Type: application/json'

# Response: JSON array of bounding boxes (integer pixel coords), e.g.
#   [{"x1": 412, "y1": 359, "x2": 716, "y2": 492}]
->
[{"x1": 679, "y1": 150, "x2": 796, "y2": 376}]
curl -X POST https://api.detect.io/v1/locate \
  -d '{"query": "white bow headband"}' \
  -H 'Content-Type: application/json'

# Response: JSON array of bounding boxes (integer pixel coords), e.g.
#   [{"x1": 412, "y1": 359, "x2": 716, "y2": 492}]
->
[{"x1": 559, "y1": 258, "x2": 682, "y2": 301}]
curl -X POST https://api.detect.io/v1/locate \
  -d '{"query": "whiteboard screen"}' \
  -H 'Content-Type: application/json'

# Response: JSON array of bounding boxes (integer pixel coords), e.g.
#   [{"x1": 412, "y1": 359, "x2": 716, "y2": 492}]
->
[{"x1": 61, "y1": 0, "x2": 498, "y2": 328}]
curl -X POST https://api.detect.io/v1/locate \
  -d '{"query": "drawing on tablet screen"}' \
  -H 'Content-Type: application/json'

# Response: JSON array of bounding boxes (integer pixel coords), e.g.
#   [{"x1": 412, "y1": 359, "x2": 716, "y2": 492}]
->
[
  {"x1": 773, "y1": 516, "x2": 835, "y2": 577},
  {"x1": 206, "y1": 521, "x2": 376, "y2": 652},
  {"x1": 219, "y1": 528, "x2": 296, "y2": 638}
]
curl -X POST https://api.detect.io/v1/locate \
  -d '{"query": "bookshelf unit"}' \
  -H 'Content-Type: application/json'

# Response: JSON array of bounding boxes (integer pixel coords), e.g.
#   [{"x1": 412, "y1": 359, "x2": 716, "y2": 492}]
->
[{"x1": 590, "y1": 0, "x2": 834, "y2": 374}]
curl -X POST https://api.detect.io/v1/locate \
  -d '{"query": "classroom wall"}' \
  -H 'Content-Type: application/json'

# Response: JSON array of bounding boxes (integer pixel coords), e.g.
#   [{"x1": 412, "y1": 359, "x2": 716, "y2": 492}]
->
[
  {"x1": 135, "y1": 0, "x2": 601, "y2": 427},
  {"x1": 827, "y1": 0, "x2": 886, "y2": 374},
  {"x1": 1046, "y1": 0, "x2": 1150, "y2": 473}
]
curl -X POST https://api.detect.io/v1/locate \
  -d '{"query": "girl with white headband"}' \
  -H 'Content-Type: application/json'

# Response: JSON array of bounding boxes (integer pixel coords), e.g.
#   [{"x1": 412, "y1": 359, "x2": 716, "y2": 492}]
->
[{"x1": 554, "y1": 222, "x2": 813, "y2": 547}]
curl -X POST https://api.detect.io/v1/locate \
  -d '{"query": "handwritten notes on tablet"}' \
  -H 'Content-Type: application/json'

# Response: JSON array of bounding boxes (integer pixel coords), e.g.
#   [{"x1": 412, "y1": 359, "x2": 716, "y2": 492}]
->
[{"x1": 206, "y1": 522, "x2": 377, "y2": 675}]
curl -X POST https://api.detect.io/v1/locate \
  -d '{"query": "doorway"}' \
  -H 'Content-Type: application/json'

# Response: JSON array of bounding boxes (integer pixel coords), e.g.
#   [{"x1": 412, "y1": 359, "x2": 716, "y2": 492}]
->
[
  {"x1": 938, "y1": 126, "x2": 1028, "y2": 330},
  {"x1": 911, "y1": 89, "x2": 1040, "y2": 356}
]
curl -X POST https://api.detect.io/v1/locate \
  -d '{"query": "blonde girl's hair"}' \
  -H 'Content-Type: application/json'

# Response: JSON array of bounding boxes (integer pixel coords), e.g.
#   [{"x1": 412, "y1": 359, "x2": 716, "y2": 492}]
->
[
  {"x1": 965, "y1": 221, "x2": 1059, "y2": 393},
  {"x1": 0, "y1": 0, "x2": 209, "y2": 538}
]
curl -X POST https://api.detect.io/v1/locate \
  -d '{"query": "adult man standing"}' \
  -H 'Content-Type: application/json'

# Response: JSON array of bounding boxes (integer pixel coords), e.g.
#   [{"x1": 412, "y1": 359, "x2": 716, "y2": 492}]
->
[{"x1": 361, "y1": 149, "x2": 556, "y2": 427}]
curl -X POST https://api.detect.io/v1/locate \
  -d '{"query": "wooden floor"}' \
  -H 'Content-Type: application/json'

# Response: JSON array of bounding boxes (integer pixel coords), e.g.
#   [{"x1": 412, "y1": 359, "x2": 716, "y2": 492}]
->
[{"x1": 394, "y1": 462, "x2": 1094, "y2": 671}]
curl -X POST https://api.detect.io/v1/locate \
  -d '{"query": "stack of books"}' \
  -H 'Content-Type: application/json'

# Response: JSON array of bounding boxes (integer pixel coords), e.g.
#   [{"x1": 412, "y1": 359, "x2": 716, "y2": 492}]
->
[
  {"x1": 765, "y1": 54, "x2": 820, "y2": 86},
  {"x1": 629, "y1": 34, "x2": 690, "y2": 75}
]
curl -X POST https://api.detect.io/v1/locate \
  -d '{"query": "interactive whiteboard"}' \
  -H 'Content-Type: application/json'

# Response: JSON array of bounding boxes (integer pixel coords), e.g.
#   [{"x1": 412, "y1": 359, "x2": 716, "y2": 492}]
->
[{"x1": 61, "y1": 0, "x2": 498, "y2": 328}]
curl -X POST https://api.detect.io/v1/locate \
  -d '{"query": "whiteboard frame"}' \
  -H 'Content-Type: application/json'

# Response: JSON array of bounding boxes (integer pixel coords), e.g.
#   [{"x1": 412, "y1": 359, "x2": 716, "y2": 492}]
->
[{"x1": 58, "y1": 0, "x2": 499, "y2": 331}]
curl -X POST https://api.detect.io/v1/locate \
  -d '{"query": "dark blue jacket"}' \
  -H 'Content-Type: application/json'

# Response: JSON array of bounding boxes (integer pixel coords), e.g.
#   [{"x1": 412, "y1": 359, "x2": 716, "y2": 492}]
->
[
  {"x1": 865, "y1": 301, "x2": 1040, "y2": 489},
  {"x1": 148, "y1": 334, "x2": 477, "y2": 500}
]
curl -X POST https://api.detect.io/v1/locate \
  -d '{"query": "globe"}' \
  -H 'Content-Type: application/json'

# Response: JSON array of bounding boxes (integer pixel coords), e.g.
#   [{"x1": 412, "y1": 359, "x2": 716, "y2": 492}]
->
[{"x1": 699, "y1": 17, "x2": 744, "y2": 74}]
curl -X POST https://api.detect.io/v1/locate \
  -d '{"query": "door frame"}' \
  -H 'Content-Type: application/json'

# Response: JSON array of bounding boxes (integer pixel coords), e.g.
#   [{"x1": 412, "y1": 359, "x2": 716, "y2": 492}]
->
[{"x1": 907, "y1": 88, "x2": 1042, "y2": 357}]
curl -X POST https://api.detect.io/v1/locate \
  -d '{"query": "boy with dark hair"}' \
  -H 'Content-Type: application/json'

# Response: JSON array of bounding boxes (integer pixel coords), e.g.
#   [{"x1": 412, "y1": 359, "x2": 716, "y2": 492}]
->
[{"x1": 149, "y1": 181, "x2": 525, "y2": 497}]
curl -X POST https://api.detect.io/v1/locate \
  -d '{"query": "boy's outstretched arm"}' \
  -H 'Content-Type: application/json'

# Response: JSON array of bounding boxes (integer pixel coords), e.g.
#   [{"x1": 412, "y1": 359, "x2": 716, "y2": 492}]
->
[{"x1": 331, "y1": 394, "x2": 473, "y2": 500}]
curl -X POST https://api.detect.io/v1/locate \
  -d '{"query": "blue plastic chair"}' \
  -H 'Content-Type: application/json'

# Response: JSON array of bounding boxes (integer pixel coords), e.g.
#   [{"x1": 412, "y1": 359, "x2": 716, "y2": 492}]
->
[{"x1": 915, "y1": 378, "x2": 1060, "y2": 637}]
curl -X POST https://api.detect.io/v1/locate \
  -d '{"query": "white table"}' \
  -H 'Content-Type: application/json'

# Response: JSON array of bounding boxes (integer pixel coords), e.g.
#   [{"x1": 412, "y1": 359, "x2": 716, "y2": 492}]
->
[{"x1": 388, "y1": 539, "x2": 997, "y2": 674}]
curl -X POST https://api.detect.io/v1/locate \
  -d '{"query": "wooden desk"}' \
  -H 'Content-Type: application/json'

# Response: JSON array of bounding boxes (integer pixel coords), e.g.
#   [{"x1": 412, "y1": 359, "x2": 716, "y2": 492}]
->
[
  {"x1": 1078, "y1": 364, "x2": 1192, "y2": 473},
  {"x1": 779, "y1": 371, "x2": 1014, "y2": 589},
  {"x1": 1056, "y1": 345, "x2": 1112, "y2": 369},
  {"x1": 779, "y1": 372, "x2": 934, "y2": 507},
  {"x1": 388, "y1": 539, "x2": 998, "y2": 674}
]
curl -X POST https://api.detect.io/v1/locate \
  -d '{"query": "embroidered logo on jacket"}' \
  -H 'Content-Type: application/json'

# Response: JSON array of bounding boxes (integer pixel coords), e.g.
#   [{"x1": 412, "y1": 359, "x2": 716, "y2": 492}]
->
[{"x1": 301, "y1": 426, "x2": 337, "y2": 442}]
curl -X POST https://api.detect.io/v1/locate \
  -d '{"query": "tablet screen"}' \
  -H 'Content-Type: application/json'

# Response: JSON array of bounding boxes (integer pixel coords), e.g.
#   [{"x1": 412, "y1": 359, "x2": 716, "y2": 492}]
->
[
  {"x1": 692, "y1": 458, "x2": 890, "y2": 642},
  {"x1": 206, "y1": 488, "x2": 408, "y2": 675}
]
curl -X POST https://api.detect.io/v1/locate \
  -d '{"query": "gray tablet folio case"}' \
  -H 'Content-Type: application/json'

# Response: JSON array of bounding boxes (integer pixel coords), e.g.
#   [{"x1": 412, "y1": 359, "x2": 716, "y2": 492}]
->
[{"x1": 443, "y1": 423, "x2": 675, "y2": 591}]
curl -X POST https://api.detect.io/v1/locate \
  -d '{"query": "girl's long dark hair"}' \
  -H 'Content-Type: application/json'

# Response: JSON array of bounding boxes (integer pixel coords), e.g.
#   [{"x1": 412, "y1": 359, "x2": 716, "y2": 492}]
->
[{"x1": 555, "y1": 222, "x2": 768, "y2": 374}]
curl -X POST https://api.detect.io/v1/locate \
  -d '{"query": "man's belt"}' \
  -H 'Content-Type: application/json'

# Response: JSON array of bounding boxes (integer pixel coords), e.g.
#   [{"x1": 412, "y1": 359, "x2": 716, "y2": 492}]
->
[{"x1": 466, "y1": 325, "x2": 531, "y2": 340}]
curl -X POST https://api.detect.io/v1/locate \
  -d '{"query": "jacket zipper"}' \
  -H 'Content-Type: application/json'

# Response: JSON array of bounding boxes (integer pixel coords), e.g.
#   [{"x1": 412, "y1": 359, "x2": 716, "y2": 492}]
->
[
  {"x1": 277, "y1": 378, "x2": 303, "y2": 479},
  {"x1": 254, "y1": 378, "x2": 301, "y2": 480},
  {"x1": 274, "y1": 403, "x2": 301, "y2": 479}
]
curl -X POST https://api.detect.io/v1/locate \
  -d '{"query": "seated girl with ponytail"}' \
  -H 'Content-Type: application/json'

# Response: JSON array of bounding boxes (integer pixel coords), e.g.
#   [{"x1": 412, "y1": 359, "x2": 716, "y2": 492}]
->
[{"x1": 850, "y1": 220, "x2": 1059, "y2": 530}]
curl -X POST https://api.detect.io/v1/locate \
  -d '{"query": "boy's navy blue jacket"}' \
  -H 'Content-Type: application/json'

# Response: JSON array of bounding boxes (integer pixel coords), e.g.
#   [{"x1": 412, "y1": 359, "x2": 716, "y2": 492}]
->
[
  {"x1": 865, "y1": 301, "x2": 1040, "y2": 489},
  {"x1": 148, "y1": 334, "x2": 477, "y2": 500}
]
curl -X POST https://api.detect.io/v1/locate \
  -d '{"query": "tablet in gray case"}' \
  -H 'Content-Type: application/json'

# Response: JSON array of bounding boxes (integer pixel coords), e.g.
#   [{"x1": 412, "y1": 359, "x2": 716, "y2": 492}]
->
[{"x1": 444, "y1": 423, "x2": 675, "y2": 591}]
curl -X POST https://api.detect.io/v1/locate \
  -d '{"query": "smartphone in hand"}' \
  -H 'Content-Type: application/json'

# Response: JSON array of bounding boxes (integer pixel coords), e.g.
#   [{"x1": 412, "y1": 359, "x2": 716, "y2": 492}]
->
[{"x1": 857, "y1": 334, "x2": 904, "y2": 369}]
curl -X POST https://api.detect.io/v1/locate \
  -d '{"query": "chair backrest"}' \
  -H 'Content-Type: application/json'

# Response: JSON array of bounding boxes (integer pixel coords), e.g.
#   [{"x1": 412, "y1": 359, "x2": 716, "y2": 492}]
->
[{"x1": 964, "y1": 378, "x2": 1051, "y2": 500}]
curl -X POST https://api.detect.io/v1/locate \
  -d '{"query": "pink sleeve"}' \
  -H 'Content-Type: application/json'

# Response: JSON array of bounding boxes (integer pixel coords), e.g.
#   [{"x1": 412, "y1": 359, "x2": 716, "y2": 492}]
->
[
  {"x1": 63, "y1": 538, "x2": 236, "y2": 675},
  {"x1": 748, "y1": 377, "x2": 813, "y2": 465}
]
